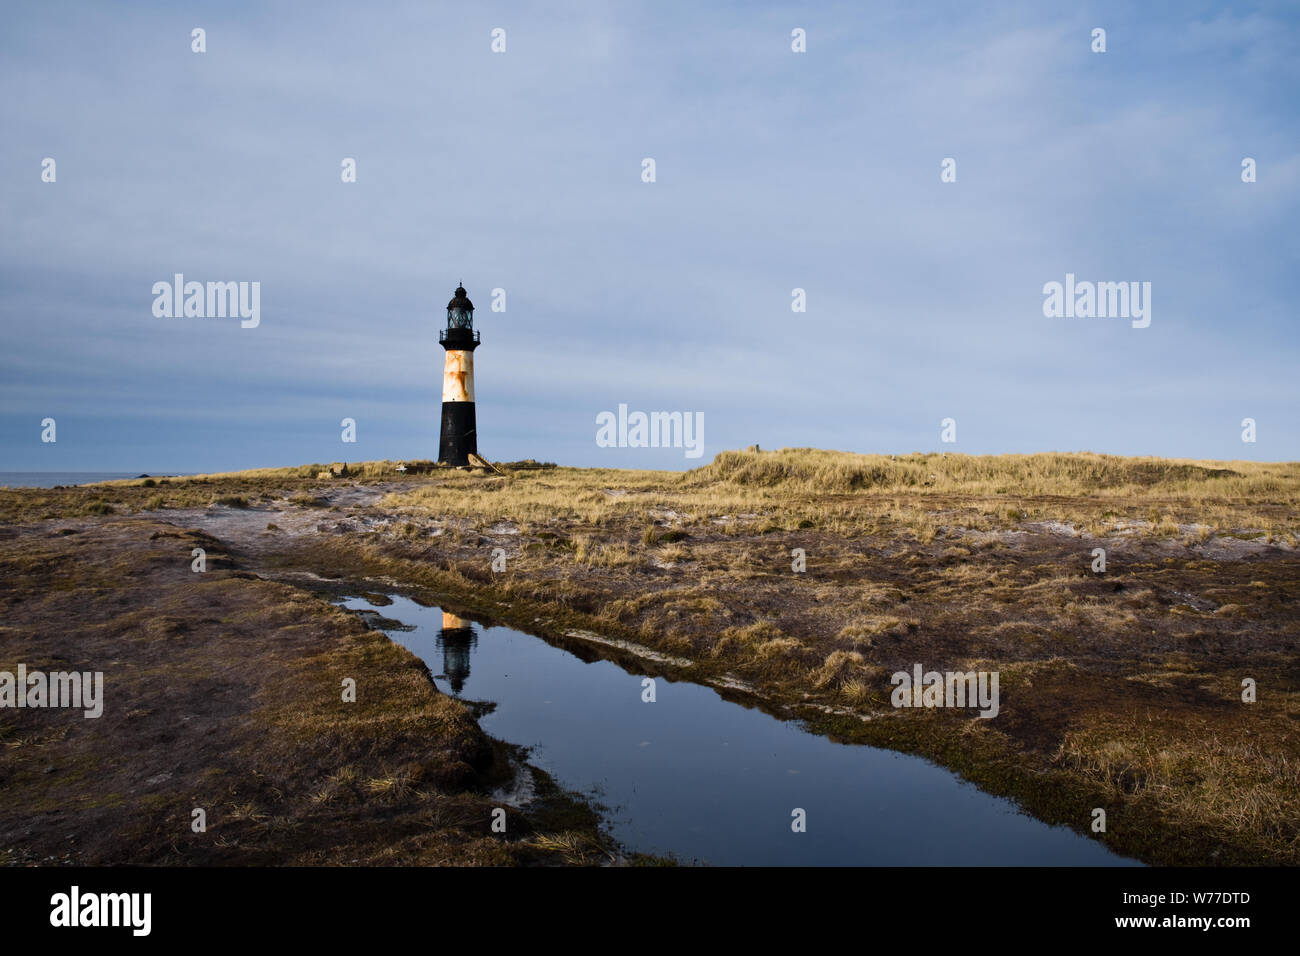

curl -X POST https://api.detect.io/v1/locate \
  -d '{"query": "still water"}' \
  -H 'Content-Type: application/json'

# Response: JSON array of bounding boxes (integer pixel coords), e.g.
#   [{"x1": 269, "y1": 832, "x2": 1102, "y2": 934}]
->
[{"x1": 342, "y1": 593, "x2": 1137, "y2": 867}]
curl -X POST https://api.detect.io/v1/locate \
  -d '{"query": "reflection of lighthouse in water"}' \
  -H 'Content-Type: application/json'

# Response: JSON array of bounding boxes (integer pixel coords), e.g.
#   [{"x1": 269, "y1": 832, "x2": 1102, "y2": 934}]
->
[{"x1": 436, "y1": 611, "x2": 477, "y2": 694}]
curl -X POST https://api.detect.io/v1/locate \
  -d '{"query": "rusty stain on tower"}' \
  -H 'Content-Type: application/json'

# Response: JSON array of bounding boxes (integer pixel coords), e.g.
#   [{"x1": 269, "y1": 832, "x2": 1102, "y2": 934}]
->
[{"x1": 442, "y1": 351, "x2": 474, "y2": 403}]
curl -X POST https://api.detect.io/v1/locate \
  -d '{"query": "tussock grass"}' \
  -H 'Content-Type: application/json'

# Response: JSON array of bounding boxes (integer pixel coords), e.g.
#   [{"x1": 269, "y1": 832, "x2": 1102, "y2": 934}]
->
[
  {"x1": 812, "y1": 650, "x2": 868, "y2": 690},
  {"x1": 379, "y1": 449, "x2": 1300, "y2": 540},
  {"x1": 9, "y1": 449, "x2": 1295, "y2": 540},
  {"x1": 187, "y1": 459, "x2": 442, "y2": 480},
  {"x1": 695, "y1": 448, "x2": 1294, "y2": 498},
  {"x1": 6, "y1": 446, "x2": 1298, "y2": 865},
  {"x1": 1055, "y1": 722, "x2": 1300, "y2": 854},
  {"x1": 275, "y1": 447, "x2": 1298, "y2": 865}
]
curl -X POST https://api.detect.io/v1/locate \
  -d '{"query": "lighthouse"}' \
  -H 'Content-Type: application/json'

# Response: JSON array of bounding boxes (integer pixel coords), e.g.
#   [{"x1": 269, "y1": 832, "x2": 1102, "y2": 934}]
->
[{"x1": 438, "y1": 283, "x2": 480, "y2": 465}]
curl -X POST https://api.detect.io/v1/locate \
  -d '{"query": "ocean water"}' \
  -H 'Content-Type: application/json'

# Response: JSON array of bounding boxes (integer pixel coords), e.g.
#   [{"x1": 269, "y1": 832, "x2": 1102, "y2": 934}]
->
[{"x1": 0, "y1": 472, "x2": 170, "y2": 488}]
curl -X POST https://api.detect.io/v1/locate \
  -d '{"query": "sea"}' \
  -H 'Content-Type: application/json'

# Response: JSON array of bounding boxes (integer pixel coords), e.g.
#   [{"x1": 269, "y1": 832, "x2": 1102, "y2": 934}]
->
[{"x1": 0, "y1": 472, "x2": 185, "y2": 489}]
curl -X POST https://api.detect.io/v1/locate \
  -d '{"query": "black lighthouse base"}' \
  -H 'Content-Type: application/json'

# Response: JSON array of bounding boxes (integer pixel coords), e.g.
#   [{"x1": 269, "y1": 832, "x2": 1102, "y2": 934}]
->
[{"x1": 439, "y1": 402, "x2": 477, "y2": 466}]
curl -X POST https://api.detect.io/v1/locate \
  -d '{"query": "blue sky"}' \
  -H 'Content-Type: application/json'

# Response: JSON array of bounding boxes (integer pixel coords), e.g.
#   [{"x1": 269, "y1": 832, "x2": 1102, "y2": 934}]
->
[{"x1": 2, "y1": 0, "x2": 1297, "y2": 471}]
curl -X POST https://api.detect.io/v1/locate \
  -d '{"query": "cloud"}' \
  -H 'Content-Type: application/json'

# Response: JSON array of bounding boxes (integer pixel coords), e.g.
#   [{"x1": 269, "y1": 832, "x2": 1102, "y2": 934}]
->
[{"x1": 0, "y1": 0, "x2": 1297, "y2": 469}]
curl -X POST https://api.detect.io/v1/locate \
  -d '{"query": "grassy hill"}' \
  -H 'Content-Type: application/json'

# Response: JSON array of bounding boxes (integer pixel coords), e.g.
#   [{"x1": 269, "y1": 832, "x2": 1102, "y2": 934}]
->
[{"x1": 3, "y1": 448, "x2": 1298, "y2": 864}]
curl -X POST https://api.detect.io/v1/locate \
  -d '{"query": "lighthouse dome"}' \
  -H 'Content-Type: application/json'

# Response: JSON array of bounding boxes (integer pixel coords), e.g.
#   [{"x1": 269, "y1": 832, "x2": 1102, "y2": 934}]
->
[
  {"x1": 446, "y1": 283, "x2": 474, "y2": 329},
  {"x1": 446, "y1": 284, "x2": 474, "y2": 312}
]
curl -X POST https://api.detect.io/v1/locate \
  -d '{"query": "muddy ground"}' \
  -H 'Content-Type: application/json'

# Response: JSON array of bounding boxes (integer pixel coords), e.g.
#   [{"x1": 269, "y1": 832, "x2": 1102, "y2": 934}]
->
[
  {"x1": 2, "y1": 462, "x2": 1298, "y2": 866},
  {"x1": 0, "y1": 515, "x2": 620, "y2": 866}
]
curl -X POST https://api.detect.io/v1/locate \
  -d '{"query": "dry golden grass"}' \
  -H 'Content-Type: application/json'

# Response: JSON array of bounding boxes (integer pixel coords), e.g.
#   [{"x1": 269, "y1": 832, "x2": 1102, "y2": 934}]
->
[
  {"x1": 275, "y1": 447, "x2": 1295, "y2": 865},
  {"x1": 377, "y1": 449, "x2": 1300, "y2": 541},
  {"x1": 6, "y1": 447, "x2": 1297, "y2": 865},
  {"x1": 0, "y1": 517, "x2": 621, "y2": 866},
  {"x1": 1055, "y1": 717, "x2": 1300, "y2": 856},
  {"x1": 695, "y1": 448, "x2": 1298, "y2": 499},
  {"x1": 9, "y1": 448, "x2": 1294, "y2": 542}
]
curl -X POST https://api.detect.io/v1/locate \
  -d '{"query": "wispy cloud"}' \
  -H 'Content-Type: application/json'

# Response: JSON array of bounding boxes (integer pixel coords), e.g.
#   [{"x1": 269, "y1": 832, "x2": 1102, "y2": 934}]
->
[{"x1": 1, "y1": 1, "x2": 1296, "y2": 470}]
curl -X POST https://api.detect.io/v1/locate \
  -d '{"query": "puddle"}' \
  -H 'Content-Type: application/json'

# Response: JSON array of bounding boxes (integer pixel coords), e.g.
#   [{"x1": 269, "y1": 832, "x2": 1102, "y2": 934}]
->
[{"x1": 341, "y1": 592, "x2": 1139, "y2": 867}]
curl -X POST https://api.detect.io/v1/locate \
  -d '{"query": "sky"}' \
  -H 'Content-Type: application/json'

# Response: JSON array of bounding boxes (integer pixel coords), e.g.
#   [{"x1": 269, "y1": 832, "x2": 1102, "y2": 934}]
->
[{"x1": 1, "y1": 0, "x2": 1297, "y2": 472}]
